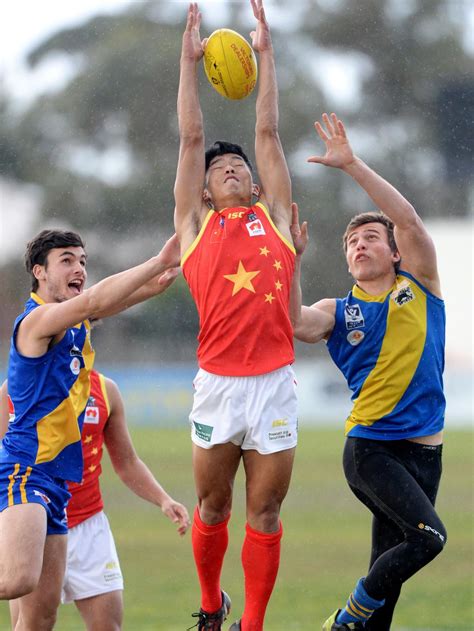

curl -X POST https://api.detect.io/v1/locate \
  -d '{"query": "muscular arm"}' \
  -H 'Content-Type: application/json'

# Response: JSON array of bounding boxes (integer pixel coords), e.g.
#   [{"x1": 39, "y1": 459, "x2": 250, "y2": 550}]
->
[
  {"x1": 308, "y1": 113, "x2": 441, "y2": 296},
  {"x1": 16, "y1": 235, "x2": 180, "y2": 358},
  {"x1": 103, "y1": 378, "x2": 190, "y2": 536},
  {"x1": 251, "y1": 0, "x2": 291, "y2": 234},
  {"x1": 174, "y1": 4, "x2": 206, "y2": 253}
]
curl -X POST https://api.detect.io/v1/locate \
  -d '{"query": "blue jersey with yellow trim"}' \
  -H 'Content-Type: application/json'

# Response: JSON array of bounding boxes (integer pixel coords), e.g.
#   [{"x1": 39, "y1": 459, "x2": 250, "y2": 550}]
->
[
  {"x1": 1, "y1": 293, "x2": 95, "y2": 482},
  {"x1": 327, "y1": 271, "x2": 445, "y2": 439}
]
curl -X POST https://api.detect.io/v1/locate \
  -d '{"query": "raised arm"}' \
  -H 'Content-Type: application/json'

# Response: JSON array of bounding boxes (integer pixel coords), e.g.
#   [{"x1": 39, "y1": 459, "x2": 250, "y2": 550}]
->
[
  {"x1": 251, "y1": 0, "x2": 291, "y2": 235},
  {"x1": 103, "y1": 378, "x2": 190, "y2": 536},
  {"x1": 16, "y1": 235, "x2": 180, "y2": 358},
  {"x1": 174, "y1": 2, "x2": 206, "y2": 253},
  {"x1": 288, "y1": 203, "x2": 335, "y2": 342},
  {"x1": 308, "y1": 113, "x2": 441, "y2": 296}
]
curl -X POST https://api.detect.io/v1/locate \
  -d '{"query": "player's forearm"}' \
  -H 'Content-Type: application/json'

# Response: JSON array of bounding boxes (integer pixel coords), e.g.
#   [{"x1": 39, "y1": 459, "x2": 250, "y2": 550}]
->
[
  {"x1": 343, "y1": 157, "x2": 418, "y2": 229},
  {"x1": 87, "y1": 256, "x2": 169, "y2": 320},
  {"x1": 289, "y1": 255, "x2": 303, "y2": 330},
  {"x1": 117, "y1": 458, "x2": 170, "y2": 507},
  {"x1": 255, "y1": 48, "x2": 279, "y2": 135},
  {"x1": 177, "y1": 58, "x2": 203, "y2": 140}
]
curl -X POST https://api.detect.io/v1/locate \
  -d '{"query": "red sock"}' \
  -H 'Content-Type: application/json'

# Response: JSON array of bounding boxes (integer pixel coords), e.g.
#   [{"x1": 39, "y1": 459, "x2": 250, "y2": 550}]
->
[
  {"x1": 241, "y1": 521, "x2": 283, "y2": 631},
  {"x1": 192, "y1": 506, "x2": 230, "y2": 613}
]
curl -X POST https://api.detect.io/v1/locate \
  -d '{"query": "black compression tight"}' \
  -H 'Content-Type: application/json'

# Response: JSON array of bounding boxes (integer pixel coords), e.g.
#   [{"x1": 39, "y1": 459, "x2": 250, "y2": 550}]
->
[{"x1": 342, "y1": 437, "x2": 446, "y2": 631}]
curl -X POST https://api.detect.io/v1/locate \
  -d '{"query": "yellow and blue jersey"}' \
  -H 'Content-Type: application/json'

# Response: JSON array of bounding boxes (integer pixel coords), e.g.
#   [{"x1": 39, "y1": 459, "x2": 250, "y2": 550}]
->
[
  {"x1": 1, "y1": 293, "x2": 95, "y2": 482},
  {"x1": 327, "y1": 271, "x2": 445, "y2": 439}
]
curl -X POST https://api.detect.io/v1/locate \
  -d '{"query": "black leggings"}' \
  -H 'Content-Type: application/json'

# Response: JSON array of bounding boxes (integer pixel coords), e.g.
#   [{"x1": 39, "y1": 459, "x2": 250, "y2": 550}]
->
[{"x1": 343, "y1": 437, "x2": 446, "y2": 631}]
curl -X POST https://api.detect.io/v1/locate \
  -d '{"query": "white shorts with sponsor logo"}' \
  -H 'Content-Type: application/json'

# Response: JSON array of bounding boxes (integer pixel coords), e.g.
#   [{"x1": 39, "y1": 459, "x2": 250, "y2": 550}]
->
[
  {"x1": 62, "y1": 510, "x2": 123, "y2": 604},
  {"x1": 190, "y1": 365, "x2": 298, "y2": 454}
]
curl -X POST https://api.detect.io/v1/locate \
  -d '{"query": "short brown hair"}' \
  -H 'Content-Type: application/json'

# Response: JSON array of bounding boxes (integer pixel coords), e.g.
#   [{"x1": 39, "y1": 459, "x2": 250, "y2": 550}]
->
[
  {"x1": 343, "y1": 212, "x2": 400, "y2": 272},
  {"x1": 25, "y1": 229, "x2": 85, "y2": 291}
]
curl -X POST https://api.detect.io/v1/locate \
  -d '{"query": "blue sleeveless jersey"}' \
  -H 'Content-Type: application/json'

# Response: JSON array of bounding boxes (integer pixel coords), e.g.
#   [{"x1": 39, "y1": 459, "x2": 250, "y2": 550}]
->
[
  {"x1": 1, "y1": 293, "x2": 95, "y2": 482},
  {"x1": 327, "y1": 271, "x2": 445, "y2": 439}
]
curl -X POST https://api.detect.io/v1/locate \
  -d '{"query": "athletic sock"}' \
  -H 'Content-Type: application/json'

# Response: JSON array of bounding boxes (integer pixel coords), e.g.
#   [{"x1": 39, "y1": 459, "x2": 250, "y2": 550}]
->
[
  {"x1": 241, "y1": 521, "x2": 283, "y2": 631},
  {"x1": 336, "y1": 577, "x2": 385, "y2": 625},
  {"x1": 191, "y1": 506, "x2": 230, "y2": 613}
]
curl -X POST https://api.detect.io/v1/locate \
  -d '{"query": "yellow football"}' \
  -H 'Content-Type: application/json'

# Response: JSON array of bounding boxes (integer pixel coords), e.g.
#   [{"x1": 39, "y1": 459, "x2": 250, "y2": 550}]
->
[{"x1": 204, "y1": 28, "x2": 258, "y2": 100}]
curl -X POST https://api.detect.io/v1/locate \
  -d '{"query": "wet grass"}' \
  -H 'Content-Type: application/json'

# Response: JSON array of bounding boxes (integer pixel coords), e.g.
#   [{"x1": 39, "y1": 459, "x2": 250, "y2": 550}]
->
[{"x1": 0, "y1": 427, "x2": 472, "y2": 630}]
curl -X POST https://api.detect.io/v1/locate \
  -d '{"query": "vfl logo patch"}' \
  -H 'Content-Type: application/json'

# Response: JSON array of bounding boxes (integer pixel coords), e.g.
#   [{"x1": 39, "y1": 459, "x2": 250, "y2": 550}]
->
[
  {"x1": 344, "y1": 304, "x2": 365, "y2": 330},
  {"x1": 392, "y1": 283, "x2": 415, "y2": 307},
  {"x1": 246, "y1": 219, "x2": 266, "y2": 237},
  {"x1": 193, "y1": 421, "x2": 214, "y2": 443},
  {"x1": 347, "y1": 330, "x2": 365, "y2": 346}
]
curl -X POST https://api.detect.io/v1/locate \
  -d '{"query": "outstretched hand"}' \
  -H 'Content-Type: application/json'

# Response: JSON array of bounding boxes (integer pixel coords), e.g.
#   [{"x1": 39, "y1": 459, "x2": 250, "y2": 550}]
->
[
  {"x1": 289, "y1": 202, "x2": 308, "y2": 256},
  {"x1": 157, "y1": 234, "x2": 181, "y2": 270},
  {"x1": 161, "y1": 498, "x2": 191, "y2": 537},
  {"x1": 307, "y1": 113, "x2": 355, "y2": 170},
  {"x1": 182, "y1": 2, "x2": 204, "y2": 62},
  {"x1": 250, "y1": 0, "x2": 272, "y2": 52}
]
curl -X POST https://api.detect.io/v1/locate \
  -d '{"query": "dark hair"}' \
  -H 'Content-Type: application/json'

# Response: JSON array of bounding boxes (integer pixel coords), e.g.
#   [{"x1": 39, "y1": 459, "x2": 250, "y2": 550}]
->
[
  {"x1": 205, "y1": 141, "x2": 253, "y2": 172},
  {"x1": 343, "y1": 212, "x2": 400, "y2": 272},
  {"x1": 25, "y1": 229, "x2": 85, "y2": 291}
]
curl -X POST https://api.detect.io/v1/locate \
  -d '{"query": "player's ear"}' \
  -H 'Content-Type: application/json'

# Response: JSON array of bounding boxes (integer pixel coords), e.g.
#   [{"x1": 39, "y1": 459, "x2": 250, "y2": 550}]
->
[
  {"x1": 252, "y1": 183, "x2": 260, "y2": 200},
  {"x1": 202, "y1": 189, "x2": 213, "y2": 209},
  {"x1": 33, "y1": 264, "x2": 46, "y2": 282}
]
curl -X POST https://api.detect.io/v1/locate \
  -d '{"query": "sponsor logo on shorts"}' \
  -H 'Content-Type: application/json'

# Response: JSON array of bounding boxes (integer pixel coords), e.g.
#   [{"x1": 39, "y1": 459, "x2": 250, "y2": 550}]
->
[
  {"x1": 347, "y1": 330, "x2": 365, "y2": 346},
  {"x1": 33, "y1": 489, "x2": 51, "y2": 504},
  {"x1": 268, "y1": 429, "x2": 293, "y2": 441},
  {"x1": 106, "y1": 561, "x2": 119, "y2": 570},
  {"x1": 193, "y1": 421, "x2": 214, "y2": 443},
  {"x1": 418, "y1": 522, "x2": 445, "y2": 542},
  {"x1": 246, "y1": 219, "x2": 266, "y2": 237},
  {"x1": 104, "y1": 570, "x2": 123, "y2": 583},
  {"x1": 272, "y1": 418, "x2": 288, "y2": 428},
  {"x1": 344, "y1": 304, "x2": 364, "y2": 330}
]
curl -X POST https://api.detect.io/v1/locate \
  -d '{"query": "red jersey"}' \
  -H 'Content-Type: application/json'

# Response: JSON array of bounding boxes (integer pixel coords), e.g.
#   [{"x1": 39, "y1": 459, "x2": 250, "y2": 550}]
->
[
  {"x1": 182, "y1": 202, "x2": 295, "y2": 376},
  {"x1": 67, "y1": 370, "x2": 110, "y2": 528}
]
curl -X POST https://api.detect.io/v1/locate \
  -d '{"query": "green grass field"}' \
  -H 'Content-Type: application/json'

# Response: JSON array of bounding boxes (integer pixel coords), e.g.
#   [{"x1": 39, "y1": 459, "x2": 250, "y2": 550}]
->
[{"x1": 1, "y1": 428, "x2": 472, "y2": 630}]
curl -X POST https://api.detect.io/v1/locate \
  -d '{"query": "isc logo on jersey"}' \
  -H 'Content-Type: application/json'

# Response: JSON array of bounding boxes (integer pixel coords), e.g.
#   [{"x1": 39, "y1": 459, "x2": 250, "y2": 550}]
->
[{"x1": 246, "y1": 219, "x2": 266, "y2": 237}]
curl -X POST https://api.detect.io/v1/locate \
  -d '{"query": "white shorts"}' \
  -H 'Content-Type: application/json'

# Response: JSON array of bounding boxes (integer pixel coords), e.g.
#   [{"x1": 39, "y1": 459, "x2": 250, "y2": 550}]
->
[
  {"x1": 190, "y1": 365, "x2": 298, "y2": 454},
  {"x1": 62, "y1": 510, "x2": 123, "y2": 604}
]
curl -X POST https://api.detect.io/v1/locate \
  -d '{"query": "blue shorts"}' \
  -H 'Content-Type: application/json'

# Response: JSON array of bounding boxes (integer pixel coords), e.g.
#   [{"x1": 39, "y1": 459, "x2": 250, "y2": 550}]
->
[{"x1": 0, "y1": 461, "x2": 71, "y2": 535}]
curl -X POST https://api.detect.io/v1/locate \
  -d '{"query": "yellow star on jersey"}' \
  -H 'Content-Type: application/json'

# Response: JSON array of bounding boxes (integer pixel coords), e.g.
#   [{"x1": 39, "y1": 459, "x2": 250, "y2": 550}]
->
[
  {"x1": 84, "y1": 435, "x2": 93, "y2": 444},
  {"x1": 275, "y1": 280, "x2": 283, "y2": 291},
  {"x1": 259, "y1": 246, "x2": 270, "y2": 257},
  {"x1": 88, "y1": 464, "x2": 97, "y2": 473},
  {"x1": 264, "y1": 292, "x2": 275, "y2": 304},
  {"x1": 224, "y1": 260, "x2": 260, "y2": 296},
  {"x1": 91, "y1": 447, "x2": 98, "y2": 455},
  {"x1": 273, "y1": 260, "x2": 282, "y2": 271}
]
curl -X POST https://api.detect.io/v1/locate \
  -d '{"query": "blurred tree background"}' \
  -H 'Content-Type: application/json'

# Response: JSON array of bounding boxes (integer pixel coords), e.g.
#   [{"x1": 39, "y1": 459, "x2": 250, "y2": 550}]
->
[{"x1": 1, "y1": 0, "x2": 472, "y2": 365}]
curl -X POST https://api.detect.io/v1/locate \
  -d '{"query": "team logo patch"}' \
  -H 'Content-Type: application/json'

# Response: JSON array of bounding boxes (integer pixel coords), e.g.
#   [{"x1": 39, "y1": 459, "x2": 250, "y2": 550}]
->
[
  {"x1": 70, "y1": 357, "x2": 81, "y2": 375},
  {"x1": 347, "y1": 330, "x2": 365, "y2": 346},
  {"x1": 344, "y1": 303, "x2": 365, "y2": 330},
  {"x1": 246, "y1": 218, "x2": 266, "y2": 237},
  {"x1": 85, "y1": 405, "x2": 100, "y2": 424},
  {"x1": 193, "y1": 421, "x2": 214, "y2": 443},
  {"x1": 392, "y1": 282, "x2": 415, "y2": 307}
]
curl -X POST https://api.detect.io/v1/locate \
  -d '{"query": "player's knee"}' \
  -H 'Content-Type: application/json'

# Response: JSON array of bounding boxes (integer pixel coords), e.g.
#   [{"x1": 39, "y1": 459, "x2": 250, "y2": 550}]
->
[
  {"x1": 414, "y1": 521, "x2": 447, "y2": 561},
  {"x1": 0, "y1": 572, "x2": 38, "y2": 599},
  {"x1": 247, "y1": 503, "x2": 281, "y2": 532}
]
